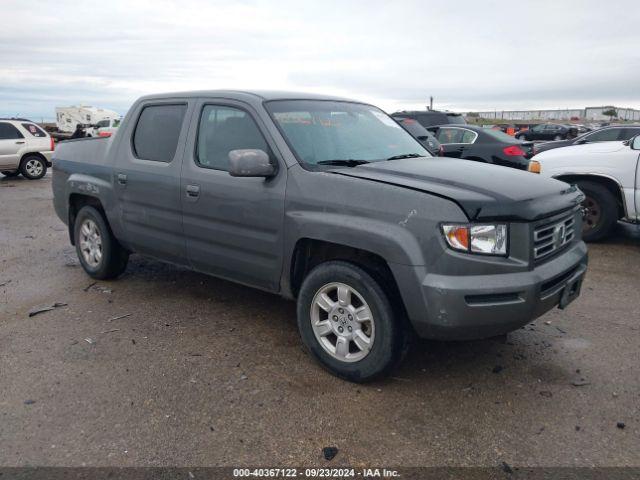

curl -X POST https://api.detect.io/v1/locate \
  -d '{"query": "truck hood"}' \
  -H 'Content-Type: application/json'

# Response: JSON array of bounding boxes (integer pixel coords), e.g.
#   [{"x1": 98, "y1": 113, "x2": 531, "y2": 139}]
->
[{"x1": 329, "y1": 158, "x2": 584, "y2": 221}]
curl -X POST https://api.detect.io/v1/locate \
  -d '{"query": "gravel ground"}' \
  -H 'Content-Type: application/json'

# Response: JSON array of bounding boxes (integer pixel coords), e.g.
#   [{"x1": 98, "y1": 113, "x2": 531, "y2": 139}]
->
[{"x1": 1, "y1": 174, "x2": 639, "y2": 467}]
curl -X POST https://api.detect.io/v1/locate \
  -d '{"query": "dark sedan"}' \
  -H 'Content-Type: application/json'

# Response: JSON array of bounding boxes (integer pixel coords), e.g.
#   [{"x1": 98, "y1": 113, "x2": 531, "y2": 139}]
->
[
  {"x1": 427, "y1": 124, "x2": 534, "y2": 170},
  {"x1": 533, "y1": 125, "x2": 640, "y2": 155},
  {"x1": 515, "y1": 123, "x2": 576, "y2": 141}
]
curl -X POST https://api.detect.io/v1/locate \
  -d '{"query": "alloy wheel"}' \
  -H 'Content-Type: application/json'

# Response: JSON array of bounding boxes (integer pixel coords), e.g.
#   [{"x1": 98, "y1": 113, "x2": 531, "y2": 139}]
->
[
  {"x1": 582, "y1": 196, "x2": 601, "y2": 232},
  {"x1": 79, "y1": 219, "x2": 103, "y2": 267},
  {"x1": 310, "y1": 282, "x2": 375, "y2": 363},
  {"x1": 25, "y1": 159, "x2": 44, "y2": 177}
]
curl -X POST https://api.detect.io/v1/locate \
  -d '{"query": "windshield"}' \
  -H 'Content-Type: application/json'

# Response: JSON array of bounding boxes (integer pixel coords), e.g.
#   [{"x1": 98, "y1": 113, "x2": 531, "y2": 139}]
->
[{"x1": 266, "y1": 100, "x2": 430, "y2": 167}]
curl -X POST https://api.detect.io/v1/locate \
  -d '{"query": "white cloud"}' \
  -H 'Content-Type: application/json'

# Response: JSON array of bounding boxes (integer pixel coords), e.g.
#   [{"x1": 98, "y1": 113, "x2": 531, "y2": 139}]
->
[{"x1": 1, "y1": 0, "x2": 638, "y2": 120}]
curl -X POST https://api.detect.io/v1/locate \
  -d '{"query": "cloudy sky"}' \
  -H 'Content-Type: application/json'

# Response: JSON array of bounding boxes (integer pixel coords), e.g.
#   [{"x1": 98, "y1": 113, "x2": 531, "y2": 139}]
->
[{"x1": 1, "y1": 0, "x2": 639, "y2": 120}]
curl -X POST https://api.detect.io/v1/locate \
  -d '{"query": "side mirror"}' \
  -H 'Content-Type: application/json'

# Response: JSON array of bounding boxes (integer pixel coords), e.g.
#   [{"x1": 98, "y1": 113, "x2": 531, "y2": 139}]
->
[
  {"x1": 631, "y1": 135, "x2": 640, "y2": 151},
  {"x1": 228, "y1": 149, "x2": 275, "y2": 177}
]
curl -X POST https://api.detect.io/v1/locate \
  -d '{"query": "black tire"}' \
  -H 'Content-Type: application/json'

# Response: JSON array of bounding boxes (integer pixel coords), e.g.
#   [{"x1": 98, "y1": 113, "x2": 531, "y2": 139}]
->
[
  {"x1": 576, "y1": 180, "x2": 618, "y2": 242},
  {"x1": 74, "y1": 206, "x2": 129, "y2": 279},
  {"x1": 1, "y1": 171, "x2": 20, "y2": 177},
  {"x1": 296, "y1": 260, "x2": 406, "y2": 382},
  {"x1": 19, "y1": 155, "x2": 47, "y2": 180}
]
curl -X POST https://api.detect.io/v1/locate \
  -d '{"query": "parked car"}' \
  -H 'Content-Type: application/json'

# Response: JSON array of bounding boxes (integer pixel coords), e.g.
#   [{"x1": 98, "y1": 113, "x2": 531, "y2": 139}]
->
[
  {"x1": 574, "y1": 124, "x2": 592, "y2": 134},
  {"x1": 516, "y1": 123, "x2": 576, "y2": 141},
  {"x1": 394, "y1": 117, "x2": 442, "y2": 155},
  {"x1": 93, "y1": 117, "x2": 121, "y2": 138},
  {"x1": 0, "y1": 119, "x2": 54, "y2": 179},
  {"x1": 533, "y1": 125, "x2": 640, "y2": 155},
  {"x1": 392, "y1": 109, "x2": 466, "y2": 128},
  {"x1": 52, "y1": 90, "x2": 588, "y2": 382},
  {"x1": 426, "y1": 124, "x2": 534, "y2": 169},
  {"x1": 529, "y1": 137, "x2": 640, "y2": 241}
]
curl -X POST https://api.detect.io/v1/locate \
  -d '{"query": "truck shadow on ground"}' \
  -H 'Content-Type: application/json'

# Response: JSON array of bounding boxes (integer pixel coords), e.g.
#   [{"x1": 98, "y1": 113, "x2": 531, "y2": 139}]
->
[{"x1": 115, "y1": 254, "x2": 576, "y2": 389}]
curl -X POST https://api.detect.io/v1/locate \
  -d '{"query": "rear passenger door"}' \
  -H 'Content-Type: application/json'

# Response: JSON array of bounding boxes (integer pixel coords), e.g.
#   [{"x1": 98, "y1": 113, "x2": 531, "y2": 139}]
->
[
  {"x1": 180, "y1": 99, "x2": 286, "y2": 292},
  {"x1": 0, "y1": 122, "x2": 25, "y2": 169},
  {"x1": 113, "y1": 100, "x2": 193, "y2": 264},
  {"x1": 434, "y1": 127, "x2": 477, "y2": 158}
]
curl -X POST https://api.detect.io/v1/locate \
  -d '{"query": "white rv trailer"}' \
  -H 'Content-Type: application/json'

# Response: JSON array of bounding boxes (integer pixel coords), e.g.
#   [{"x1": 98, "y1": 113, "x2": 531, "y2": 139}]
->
[{"x1": 55, "y1": 105, "x2": 121, "y2": 136}]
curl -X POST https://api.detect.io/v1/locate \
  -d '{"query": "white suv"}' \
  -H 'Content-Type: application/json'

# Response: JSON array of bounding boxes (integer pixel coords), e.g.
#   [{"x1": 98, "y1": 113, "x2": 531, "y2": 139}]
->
[{"x1": 0, "y1": 119, "x2": 55, "y2": 179}]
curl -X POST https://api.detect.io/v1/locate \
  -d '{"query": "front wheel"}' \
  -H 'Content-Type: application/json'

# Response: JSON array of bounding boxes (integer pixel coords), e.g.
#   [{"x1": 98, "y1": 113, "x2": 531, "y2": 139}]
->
[
  {"x1": 74, "y1": 206, "x2": 129, "y2": 279},
  {"x1": 576, "y1": 180, "x2": 618, "y2": 242},
  {"x1": 296, "y1": 261, "x2": 406, "y2": 382},
  {"x1": 20, "y1": 155, "x2": 47, "y2": 179},
  {"x1": 553, "y1": 135, "x2": 563, "y2": 141}
]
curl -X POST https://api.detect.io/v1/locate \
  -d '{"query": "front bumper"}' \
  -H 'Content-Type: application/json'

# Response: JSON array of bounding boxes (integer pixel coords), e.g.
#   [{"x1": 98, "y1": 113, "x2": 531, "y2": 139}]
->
[{"x1": 392, "y1": 241, "x2": 588, "y2": 340}]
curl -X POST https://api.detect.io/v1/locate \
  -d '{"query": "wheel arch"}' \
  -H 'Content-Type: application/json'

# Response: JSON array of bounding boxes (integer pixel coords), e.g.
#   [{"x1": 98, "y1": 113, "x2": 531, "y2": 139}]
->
[
  {"x1": 67, "y1": 194, "x2": 106, "y2": 245},
  {"x1": 288, "y1": 238, "x2": 406, "y2": 314},
  {"x1": 20, "y1": 151, "x2": 48, "y2": 165},
  {"x1": 554, "y1": 173, "x2": 626, "y2": 219}
]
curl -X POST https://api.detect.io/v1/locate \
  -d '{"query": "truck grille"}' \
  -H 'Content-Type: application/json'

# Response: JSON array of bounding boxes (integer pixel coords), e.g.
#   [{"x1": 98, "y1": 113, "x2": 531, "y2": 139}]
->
[{"x1": 533, "y1": 213, "x2": 575, "y2": 260}]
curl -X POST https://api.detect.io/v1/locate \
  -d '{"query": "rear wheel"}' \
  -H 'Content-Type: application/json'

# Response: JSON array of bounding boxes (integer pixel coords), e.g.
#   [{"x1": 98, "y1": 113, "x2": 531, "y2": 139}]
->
[
  {"x1": 74, "y1": 206, "x2": 129, "y2": 279},
  {"x1": 20, "y1": 155, "x2": 47, "y2": 180},
  {"x1": 553, "y1": 135, "x2": 562, "y2": 141},
  {"x1": 1, "y1": 171, "x2": 20, "y2": 177},
  {"x1": 296, "y1": 261, "x2": 406, "y2": 382},
  {"x1": 576, "y1": 180, "x2": 618, "y2": 242}
]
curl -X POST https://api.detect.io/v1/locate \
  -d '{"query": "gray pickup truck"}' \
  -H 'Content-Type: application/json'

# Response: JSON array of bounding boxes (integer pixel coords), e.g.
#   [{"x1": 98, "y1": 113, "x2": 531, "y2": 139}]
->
[{"x1": 52, "y1": 90, "x2": 588, "y2": 381}]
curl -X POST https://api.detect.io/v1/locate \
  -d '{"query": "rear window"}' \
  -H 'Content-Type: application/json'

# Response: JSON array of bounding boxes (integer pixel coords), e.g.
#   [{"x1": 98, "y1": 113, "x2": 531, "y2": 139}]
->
[
  {"x1": 483, "y1": 128, "x2": 519, "y2": 142},
  {"x1": 21, "y1": 123, "x2": 47, "y2": 137},
  {"x1": 133, "y1": 104, "x2": 187, "y2": 162}
]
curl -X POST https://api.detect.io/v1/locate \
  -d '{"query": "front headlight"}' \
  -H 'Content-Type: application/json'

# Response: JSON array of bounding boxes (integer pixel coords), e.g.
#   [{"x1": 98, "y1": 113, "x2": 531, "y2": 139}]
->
[{"x1": 442, "y1": 224, "x2": 508, "y2": 256}]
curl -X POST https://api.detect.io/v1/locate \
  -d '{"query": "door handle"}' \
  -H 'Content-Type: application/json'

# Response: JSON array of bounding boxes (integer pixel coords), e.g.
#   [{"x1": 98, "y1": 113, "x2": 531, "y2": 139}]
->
[
  {"x1": 186, "y1": 184, "x2": 200, "y2": 198},
  {"x1": 15, "y1": 141, "x2": 25, "y2": 144},
  {"x1": 117, "y1": 173, "x2": 127, "y2": 185}
]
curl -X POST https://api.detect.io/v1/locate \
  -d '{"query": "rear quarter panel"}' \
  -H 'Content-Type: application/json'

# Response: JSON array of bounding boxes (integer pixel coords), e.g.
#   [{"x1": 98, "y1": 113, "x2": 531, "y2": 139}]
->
[{"x1": 52, "y1": 137, "x2": 121, "y2": 237}]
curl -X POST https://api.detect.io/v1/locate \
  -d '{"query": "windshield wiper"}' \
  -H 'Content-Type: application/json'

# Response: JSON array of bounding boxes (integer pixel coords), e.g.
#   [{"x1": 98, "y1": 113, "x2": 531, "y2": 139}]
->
[
  {"x1": 316, "y1": 159, "x2": 371, "y2": 167},
  {"x1": 386, "y1": 153, "x2": 426, "y2": 161}
]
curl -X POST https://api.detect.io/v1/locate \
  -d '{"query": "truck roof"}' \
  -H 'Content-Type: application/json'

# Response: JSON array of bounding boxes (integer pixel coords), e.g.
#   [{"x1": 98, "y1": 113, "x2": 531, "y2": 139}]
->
[{"x1": 137, "y1": 90, "x2": 362, "y2": 104}]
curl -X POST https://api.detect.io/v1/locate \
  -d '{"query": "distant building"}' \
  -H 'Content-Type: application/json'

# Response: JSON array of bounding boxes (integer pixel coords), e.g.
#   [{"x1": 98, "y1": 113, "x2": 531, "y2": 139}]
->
[{"x1": 471, "y1": 106, "x2": 640, "y2": 122}]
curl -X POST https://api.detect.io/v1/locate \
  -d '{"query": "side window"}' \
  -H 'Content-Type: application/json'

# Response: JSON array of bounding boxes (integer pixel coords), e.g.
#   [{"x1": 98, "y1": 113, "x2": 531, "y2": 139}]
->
[
  {"x1": 583, "y1": 128, "x2": 622, "y2": 142},
  {"x1": 21, "y1": 123, "x2": 46, "y2": 137},
  {"x1": 620, "y1": 128, "x2": 640, "y2": 140},
  {"x1": 436, "y1": 128, "x2": 474, "y2": 144},
  {"x1": 196, "y1": 105, "x2": 269, "y2": 171},
  {"x1": 436, "y1": 128, "x2": 457, "y2": 143},
  {"x1": 133, "y1": 104, "x2": 187, "y2": 162},
  {"x1": 0, "y1": 122, "x2": 25, "y2": 140},
  {"x1": 459, "y1": 129, "x2": 476, "y2": 144}
]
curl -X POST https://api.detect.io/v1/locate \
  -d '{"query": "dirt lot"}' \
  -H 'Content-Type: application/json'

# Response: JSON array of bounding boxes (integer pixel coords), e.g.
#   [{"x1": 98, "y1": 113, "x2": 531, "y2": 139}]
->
[{"x1": 1, "y1": 174, "x2": 639, "y2": 467}]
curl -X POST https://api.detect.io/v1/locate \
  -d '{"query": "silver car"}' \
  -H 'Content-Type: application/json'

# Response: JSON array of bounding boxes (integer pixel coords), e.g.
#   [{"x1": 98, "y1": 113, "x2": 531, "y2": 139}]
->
[{"x1": 0, "y1": 119, "x2": 54, "y2": 179}]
